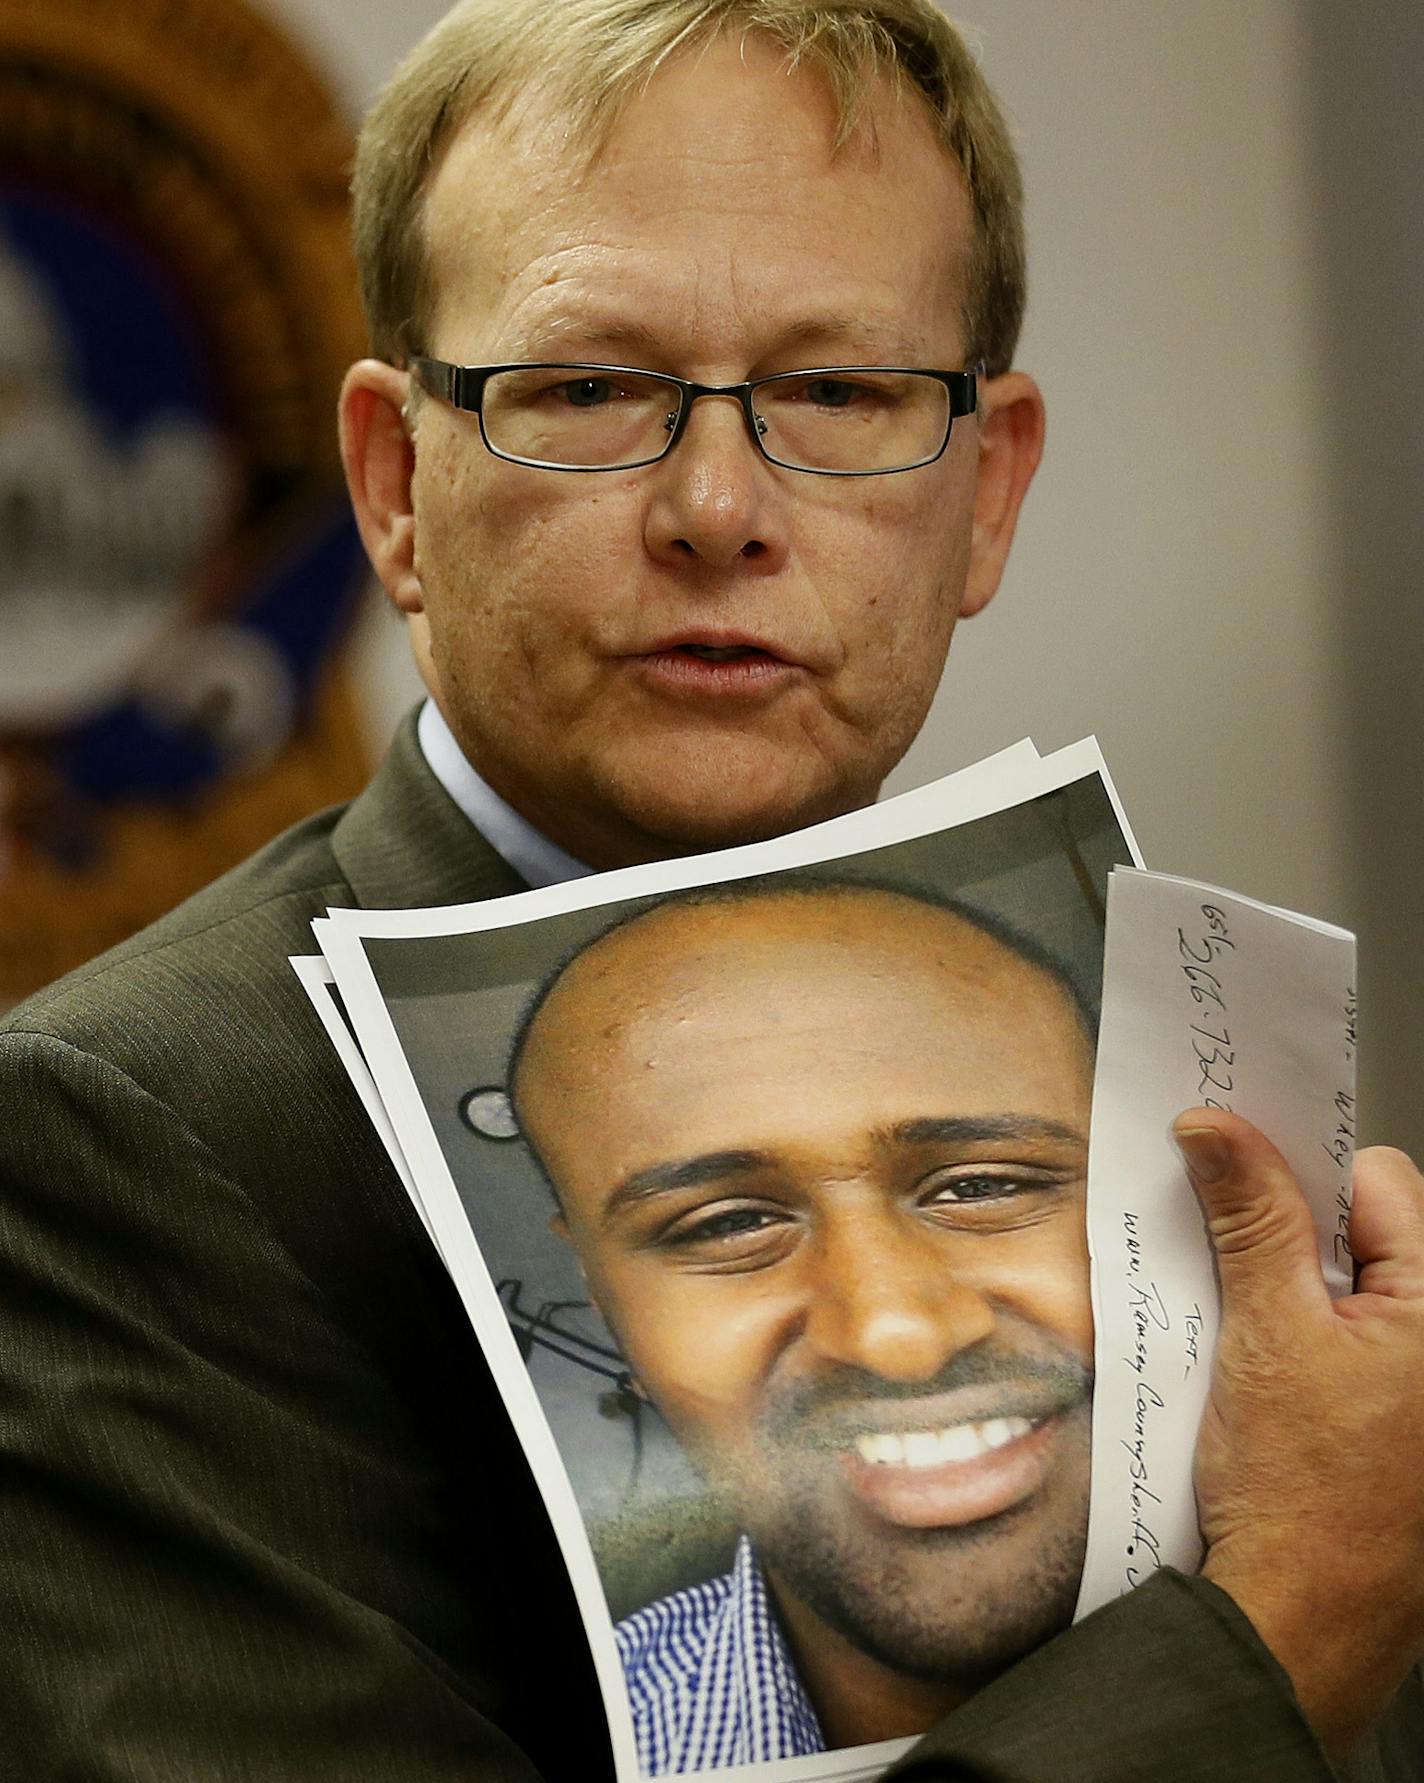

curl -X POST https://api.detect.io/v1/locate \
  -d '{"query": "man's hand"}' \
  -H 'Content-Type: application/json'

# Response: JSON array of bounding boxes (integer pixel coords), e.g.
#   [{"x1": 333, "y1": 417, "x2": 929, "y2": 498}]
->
[{"x1": 1173, "y1": 1111, "x2": 1424, "y2": 1755}]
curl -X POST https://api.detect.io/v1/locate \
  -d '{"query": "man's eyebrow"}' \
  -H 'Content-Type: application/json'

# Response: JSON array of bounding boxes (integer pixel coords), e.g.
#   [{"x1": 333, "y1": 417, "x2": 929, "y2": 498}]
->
[
  {"x1": 520, "y1": 314, "x2": 919, "y2": 363},
  {"x1": 886, "y1": 1114, "x2": 1088, "y2": 1149},
  {"x1": 595, "y1": 1116, "x2": 1086, "y2": 1223},
  {"x1": 600, "y1": 1149, "x2": 771, "y2": 1225}
]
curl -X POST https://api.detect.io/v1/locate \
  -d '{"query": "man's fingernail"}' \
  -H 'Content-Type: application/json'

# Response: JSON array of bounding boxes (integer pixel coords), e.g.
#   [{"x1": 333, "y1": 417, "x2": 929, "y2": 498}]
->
[{"x1": 1173, "y1": 1124, "x2": 1231, "y2": 1183}]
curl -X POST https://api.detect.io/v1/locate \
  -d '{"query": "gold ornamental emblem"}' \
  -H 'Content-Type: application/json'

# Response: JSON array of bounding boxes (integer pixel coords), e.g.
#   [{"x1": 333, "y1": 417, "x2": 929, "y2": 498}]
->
[{"x1": 0, "y1": 0, "x2": 373, "y2": 1001}]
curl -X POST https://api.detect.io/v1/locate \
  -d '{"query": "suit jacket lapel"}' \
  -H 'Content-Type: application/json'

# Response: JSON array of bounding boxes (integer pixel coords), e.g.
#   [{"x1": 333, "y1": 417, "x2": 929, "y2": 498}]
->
[{"x1": 330, "y1": 708, "x2": 531, "y2": 909}]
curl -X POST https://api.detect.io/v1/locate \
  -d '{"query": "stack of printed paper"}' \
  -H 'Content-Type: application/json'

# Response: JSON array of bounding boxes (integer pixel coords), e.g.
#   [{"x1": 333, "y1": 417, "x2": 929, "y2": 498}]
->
[{"x1": 294, "y1": 738, "x2": 1357, "y2": 1783}]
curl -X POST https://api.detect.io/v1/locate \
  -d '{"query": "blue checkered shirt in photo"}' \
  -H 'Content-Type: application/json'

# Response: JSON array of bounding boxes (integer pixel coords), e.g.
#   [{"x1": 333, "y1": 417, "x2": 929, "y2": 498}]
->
[{"x1": 614, "y1": 1535, "x2": 826, "y2": 1776}]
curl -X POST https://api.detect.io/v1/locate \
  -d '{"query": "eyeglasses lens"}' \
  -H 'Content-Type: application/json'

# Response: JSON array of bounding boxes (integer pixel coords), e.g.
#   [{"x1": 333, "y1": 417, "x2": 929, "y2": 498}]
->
[{"x1": 754, "y1": 372, "x2": 951, "y2": 472}]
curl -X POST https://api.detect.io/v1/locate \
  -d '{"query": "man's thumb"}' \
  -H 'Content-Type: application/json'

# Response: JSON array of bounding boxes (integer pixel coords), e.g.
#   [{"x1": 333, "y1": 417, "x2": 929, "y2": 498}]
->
[{"x1": 1172, "y1": 1110, "x2": 1328, "y2": 1316}]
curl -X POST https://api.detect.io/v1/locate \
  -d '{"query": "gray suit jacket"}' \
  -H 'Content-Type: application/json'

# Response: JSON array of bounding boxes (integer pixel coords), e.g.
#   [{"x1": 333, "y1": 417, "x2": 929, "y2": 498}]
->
[{"x1": 1, "y1": 714, "x2": 1417, "y2": 1781}]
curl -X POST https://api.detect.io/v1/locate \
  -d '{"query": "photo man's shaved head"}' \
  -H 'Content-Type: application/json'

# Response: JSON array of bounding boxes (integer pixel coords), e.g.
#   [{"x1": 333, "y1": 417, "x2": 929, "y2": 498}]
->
[{"x1": 511, "y1": 880, "x2": 1096, "y2": 1745}]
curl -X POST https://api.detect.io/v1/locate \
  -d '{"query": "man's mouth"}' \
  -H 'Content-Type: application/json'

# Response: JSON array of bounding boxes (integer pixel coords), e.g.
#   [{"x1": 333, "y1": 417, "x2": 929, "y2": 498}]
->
[
  {"x1": 676, "y1": 643, "x2": 772, "y2": 662},
  {"x1": 853, "y1": 1414, "x2": 1036, "y2": 1469},
  {"x1": 631, "y1": 632, "x2": 800, "y2": 697},
  {"x1": 832, "y1": 1403, "x2": 1084, "y2": 1531}
]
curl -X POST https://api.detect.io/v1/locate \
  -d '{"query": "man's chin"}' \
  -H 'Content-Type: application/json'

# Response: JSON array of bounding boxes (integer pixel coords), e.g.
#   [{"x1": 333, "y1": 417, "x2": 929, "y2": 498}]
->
[
  {"x1": 755, "y1": 1476, "x2": 1090, "y2": 1697},
  {"x1": 763, "y1": 1503, "x2": 1088, "y2": 1689},
  {"x1": 581, "y1": 751, "x2": 887, "y2": 864}
]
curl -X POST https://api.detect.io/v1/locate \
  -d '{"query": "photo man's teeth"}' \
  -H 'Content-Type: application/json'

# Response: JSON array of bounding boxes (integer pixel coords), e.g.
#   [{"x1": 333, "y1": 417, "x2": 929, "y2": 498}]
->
[{"x1": 854, "y1": 1416, "x2": 1035, "y2": 1469}]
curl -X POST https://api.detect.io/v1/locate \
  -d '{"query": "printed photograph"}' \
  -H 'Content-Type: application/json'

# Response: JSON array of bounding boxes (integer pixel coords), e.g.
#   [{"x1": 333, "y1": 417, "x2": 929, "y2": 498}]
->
[{"x1": 355, "y1": 774, "x2": 1130, "y2": 1779}]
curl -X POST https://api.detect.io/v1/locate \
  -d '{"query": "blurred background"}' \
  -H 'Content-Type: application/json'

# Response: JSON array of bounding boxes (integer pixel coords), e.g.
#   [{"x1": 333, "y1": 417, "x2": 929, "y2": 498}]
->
[{"x1": 1, "y1": 0, "x2": 1418, "y2": 1150}]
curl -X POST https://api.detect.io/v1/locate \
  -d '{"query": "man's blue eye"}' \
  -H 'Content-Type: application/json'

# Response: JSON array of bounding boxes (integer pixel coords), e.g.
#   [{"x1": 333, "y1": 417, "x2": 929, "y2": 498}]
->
[
  {"x1": 804, "y1": 379, "x2": 856, "y2": 407},
  {"x1": 562, "y1": 379, "x2": 614, "y2": 408}
]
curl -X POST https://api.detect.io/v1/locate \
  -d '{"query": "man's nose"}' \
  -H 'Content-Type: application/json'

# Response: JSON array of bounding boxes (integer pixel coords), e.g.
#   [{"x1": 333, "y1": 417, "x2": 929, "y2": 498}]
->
[
  {"x1": 642, "y1": 393, "x2": 789, "y2": 572},
  {"x1": 800, "y1": 1208, "x2": 996, "y2": 1382}
]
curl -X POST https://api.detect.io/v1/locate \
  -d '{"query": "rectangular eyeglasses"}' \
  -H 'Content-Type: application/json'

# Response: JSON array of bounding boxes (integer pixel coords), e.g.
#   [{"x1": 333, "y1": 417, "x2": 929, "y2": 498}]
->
[{"x1": 408, "y1": 358, "x2": 982, "y2": 476}]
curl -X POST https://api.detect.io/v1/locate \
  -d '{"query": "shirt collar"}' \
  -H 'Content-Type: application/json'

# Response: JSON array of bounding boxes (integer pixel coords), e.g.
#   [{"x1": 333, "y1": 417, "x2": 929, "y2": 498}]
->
[
  {"x1": 416, "y1": 698, "x2": 594, "y2": 890},
  {"x1": 726, "y1": 1536, "x2": 824, "y2": 1753}
]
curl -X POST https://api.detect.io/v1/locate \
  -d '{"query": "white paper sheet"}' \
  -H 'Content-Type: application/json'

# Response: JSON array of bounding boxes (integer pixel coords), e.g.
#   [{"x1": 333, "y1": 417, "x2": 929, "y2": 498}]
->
[{"x1": 1075, "y1": 866, "x2": 1357, "y2": 1616}]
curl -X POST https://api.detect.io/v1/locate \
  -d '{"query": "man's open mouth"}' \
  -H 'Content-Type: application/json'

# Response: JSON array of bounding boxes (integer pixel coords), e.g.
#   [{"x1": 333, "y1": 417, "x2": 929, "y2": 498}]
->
[
  {"x1": 853, "y1": 1415, "x2": 1037, "y2": 1470},
  {"x1": 821, "y1": 1389, "x2": 1087, "y2": 1531}
]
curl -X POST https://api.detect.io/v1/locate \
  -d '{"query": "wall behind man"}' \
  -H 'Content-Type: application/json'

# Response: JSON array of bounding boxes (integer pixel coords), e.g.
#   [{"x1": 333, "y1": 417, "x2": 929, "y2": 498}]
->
[
  {"x1": 1300, "y1": 2, "x2": 1424, "y2": 1166},
  {"x1": 273, "y1": 0, "x2": 1420, "y2": 1151},
  {"x1": 884, "y1": 2, "x2": 1422, "y2": 1155}
]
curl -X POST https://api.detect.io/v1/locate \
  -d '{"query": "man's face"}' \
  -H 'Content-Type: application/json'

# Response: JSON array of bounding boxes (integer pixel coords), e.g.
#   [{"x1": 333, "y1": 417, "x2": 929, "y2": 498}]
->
[
  {"x1": 377, "y1": 33, "x2": 1033, "y2": 868},
  {"x1": 517, "y1": 893, "x2": 1095, "y2": 1695}
]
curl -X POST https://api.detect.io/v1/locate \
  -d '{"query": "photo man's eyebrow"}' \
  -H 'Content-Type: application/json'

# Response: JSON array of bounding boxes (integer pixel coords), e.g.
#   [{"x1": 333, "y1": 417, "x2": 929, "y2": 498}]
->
[
  {"x1": 887, "y1": 1114, "x2": 1088, "y2": 1149},
  {"x1": 600, "y1": 1149, "x2": 771, "y2": 1226},
  {"x1": 597, "y1": 1116, "x2": 1086, "y2": 1226}
]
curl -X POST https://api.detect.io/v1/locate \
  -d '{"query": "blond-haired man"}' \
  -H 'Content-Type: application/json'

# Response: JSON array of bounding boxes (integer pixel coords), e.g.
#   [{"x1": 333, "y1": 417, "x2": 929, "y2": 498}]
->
[{"x1": 2, "y1": 4, "x2": 1422, "y2": 1780}]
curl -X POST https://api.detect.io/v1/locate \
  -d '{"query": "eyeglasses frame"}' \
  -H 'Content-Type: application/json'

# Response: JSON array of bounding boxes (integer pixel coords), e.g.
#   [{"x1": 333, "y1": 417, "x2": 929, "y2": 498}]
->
[{"x1": 407, "y1": 356, "x2": 983, "y2": 477}]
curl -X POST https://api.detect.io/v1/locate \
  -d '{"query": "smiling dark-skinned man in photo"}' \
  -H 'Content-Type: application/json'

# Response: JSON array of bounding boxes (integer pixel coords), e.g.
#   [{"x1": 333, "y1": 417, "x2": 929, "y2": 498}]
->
[
  {"x1": 2, "y1": 3, "x2": 1422, "y2": 1781},
  {"x1": 509, "y1": 880, "x2": 1100, "y2": 1773}
]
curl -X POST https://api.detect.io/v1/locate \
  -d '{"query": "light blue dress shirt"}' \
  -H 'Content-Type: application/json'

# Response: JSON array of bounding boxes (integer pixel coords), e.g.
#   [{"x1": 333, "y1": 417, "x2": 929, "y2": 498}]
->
[{"x1": 416, "y1": 698, "x2": 594, "y2": 889}]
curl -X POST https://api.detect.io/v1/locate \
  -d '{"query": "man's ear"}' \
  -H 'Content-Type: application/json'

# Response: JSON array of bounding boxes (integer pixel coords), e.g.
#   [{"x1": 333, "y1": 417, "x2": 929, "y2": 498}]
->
[
  {"x1": 339, "y1": 358, "x2": 423, "y2": 617},
  {"x1": 961, "y1": 371, "x2": 1046, "y2": 618}
]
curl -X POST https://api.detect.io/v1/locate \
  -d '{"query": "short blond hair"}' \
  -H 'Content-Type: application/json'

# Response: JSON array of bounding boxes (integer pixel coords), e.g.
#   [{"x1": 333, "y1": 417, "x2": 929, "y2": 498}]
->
[{"x1": 352, "y1": 0, "x2": 1025, "y2": 374}]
